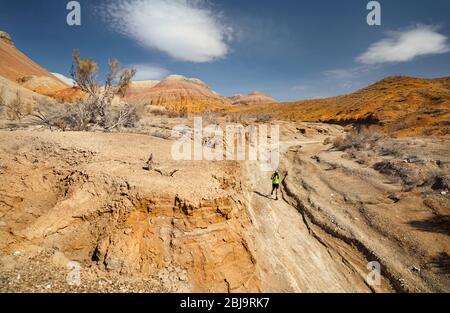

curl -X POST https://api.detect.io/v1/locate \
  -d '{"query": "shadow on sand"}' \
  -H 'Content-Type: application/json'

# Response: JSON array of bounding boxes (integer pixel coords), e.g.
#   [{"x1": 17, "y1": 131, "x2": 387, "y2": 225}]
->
[
  {"x1": 408, "y1": 215, "x2": 450, "y2": 236},
  {"x1": 254, "y1": 191, "x2": 275, "y2": 200},
  {"x1": 428, "y1": 252, "x2": 450, "y2": 275}
]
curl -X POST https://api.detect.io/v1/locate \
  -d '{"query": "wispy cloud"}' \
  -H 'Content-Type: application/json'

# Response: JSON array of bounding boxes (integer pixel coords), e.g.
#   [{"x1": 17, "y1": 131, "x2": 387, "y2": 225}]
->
[
  {"x1": 130, "y1": 64, "x2": 170, "y2": 80},
  {"x1": 323, "y1": 66, "x2": 376, "y2": 89},
  {"x1": 357, "y1": 24, "x2": 450, "y2": 64},
  {"x1": 99, "y1": 0, "x2": 232, "y2": 63}
]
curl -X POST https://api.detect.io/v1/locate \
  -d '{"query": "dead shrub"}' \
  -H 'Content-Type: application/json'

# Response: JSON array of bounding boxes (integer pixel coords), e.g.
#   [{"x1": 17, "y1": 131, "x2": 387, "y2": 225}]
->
[
  {"x1": 227, "y1": 113, "x2": 243, "y2": 123},
  {"x1": 202, "y1": 110, "x2": 216, "y2": 125},
  {"x1": 21, "y1": 50, "x2": 139, "y2": 131},
  {"x1": 167, "y1": 110, "x2": 187, "y2": 118},
  {"x1": 332, "y1": 127, "x2": 384, "y2": 151},
  {"x1": 255, "y1": 113, "x2": 272, "y2": 123},
  {"x1": 373, "y1": 160, "x2": 443, "y2": 190},
  {"x1": 150, "y1": 130, "x2": 171, "y2": 140},
  {"x1": 68, "y1": 49, "x2": 138, "y2": 131},
  {"x1": 149, "y1": 108, "x2": 167, "y2": 116},
  {"x1": 0, "y1": 89, "x2": 29, "y2": 121},
  {"x1": 0, "y1": 87, "x2": 6, "y2": 117},
  {"x1": 149, "y1": 107, "x2": 187, "y2": 119}
]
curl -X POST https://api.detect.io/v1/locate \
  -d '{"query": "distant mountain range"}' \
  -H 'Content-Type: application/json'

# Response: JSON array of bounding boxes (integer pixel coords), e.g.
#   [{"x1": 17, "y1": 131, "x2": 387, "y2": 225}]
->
[
  {"x1": 233, "y1": 76, "x2": 450, "y2": 136},
  {"x1": 0, "y1": 31, "x2": 277, "y2": 110},
  {"x1": 0, "y1": 30, "x2": 449, "y2": 136}
]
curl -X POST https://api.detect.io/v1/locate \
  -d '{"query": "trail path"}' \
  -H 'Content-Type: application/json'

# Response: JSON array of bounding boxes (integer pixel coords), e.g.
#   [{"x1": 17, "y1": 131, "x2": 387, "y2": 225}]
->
[{"x1": 244, "y1": 138, "x2": 372, "y2": 292}]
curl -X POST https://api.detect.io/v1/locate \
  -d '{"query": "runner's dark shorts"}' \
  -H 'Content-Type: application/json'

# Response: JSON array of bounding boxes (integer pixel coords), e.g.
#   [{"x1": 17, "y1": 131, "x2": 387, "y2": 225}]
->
[{"x1": 272, "y1": 183, "x2": 279, "y2": 190}]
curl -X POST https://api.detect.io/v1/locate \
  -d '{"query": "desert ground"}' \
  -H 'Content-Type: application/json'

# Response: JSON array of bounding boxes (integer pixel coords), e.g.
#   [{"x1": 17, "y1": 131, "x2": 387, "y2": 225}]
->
[{"x1": 0, "y1": 116, "x2": 448, "y2": 292}]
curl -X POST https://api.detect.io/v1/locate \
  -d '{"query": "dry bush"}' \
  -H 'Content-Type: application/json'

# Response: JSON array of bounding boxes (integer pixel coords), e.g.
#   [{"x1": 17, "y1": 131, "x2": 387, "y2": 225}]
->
[
  {"x1": 68, "y1": 49, "x2": 137, "y2": 130},
  {"x1": 373, "y1": 159, "x2": 444, "y2": 190},
  {"x1": 376, "y1": 140, "x2": 405, "y2": 157},
  {"x1": 149, "y1": 107, "x2": 187, "y2": 119},
  {"x1": 167, "y1": 110, "x2": 187, "y2": 118},
  {"x1": 6, "y1": 50, "x2": 139, "y2": 131},
  {"x1": 255, "y1": 113, "x2": 272, "y2": 123},
  {"x1": 226, "y1": 113, "x2": 243, "y2": 123},
  {"x1": 0, "y1": 87, "x2": 5, "y2": 117},
  {"x1": 23, "y1": 50, "x2": 140, "y2": 131},
  {"x1": 105, "y1": 104, "x2": 139, "y2": 130},
  {"x1": 332, "y1": 127, "x2": 384, "y2": 151},
  {"x1": 149, "y1": 108, "x2": 167, "y2": 116},
  {"x1": 0, "y1": 89, "x2": 30, "y2": 121},
  {"x1": 28, "y1": 97, "x2": 76, "y2": 130},
  {"x1": 150, "y1": 130, "x2": 171, "y2": 140},
  {"x1": 343, "y1": 147, "x2": 372, "y2": 165},
  {"x1": 202, "y1": 110, "x2": 216, "y2": 125}
]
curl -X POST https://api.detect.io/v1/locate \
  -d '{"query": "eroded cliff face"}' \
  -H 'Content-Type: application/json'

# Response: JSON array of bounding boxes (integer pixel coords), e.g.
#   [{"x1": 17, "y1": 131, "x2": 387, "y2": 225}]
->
[
  {"x1": 0, "y1": 130, "x2": 260, "y2": 292},
  {"x1": 79, "y1": 191, "x2": 260, "y2": 292}
]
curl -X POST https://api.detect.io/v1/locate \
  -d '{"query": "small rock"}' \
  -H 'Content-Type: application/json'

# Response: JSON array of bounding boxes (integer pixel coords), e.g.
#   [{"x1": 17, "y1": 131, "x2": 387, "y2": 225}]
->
[
  {"x1": 388, "y1": 194, "x2": 401, "y2": 203},
  {"x1": 13, "y1": 251, "x2": 21, "y2": 256},
  {"x1": 441, "y1": 191, "x2": 447, "y2": 195},
  {"x1": 410, "y1": 266, "x2": 420, "y2": 273},
  {"x1": 432, "y1": 175, "x2": 450, "y2": 191}
]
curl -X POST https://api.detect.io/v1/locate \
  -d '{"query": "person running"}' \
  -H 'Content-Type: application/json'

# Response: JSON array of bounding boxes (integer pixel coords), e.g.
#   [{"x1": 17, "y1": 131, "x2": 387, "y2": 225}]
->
[{"x1": 270, "y1": 170, "x2": 280, "y2": 200}]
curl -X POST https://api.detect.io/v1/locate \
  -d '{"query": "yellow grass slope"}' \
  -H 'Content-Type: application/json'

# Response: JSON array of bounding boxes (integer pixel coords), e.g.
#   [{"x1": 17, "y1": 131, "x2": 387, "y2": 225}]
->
[{"x1": 231, "y1": 76, "x2": 450, "y2": 137}]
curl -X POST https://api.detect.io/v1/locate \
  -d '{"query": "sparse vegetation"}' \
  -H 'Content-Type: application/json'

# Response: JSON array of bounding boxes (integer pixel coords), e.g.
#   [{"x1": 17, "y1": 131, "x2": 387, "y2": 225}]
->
[
  {"x1": 254, "y1": 113, "x2": 272, "y2": 123},
  {"x1": 67, "y1": 49, "x2": 138, "y2": 131},
  {"x1": 226, "y1": 113, "x2": 243, "y2": 123},
  {"x1": 331, "y1": 127, "x2": 383, "y2": 152},
  {"x1": 150, "y1": 130, "x2": 171, "y2": 140},
  {"x1": 0, "y1": 88, "x2": 30, "y2": 121},
  {"x1": 330, "y1": 127, "x2": 449, "y2": 192},
  {"x1": 201, "y1": 110, "x2": 216, "y2": 125},
  {"x1": 1, "y1": 52, "x2": 140, "y2": 131},
  {"x1": 149, "y1": 107, "x2": 187, "y2": 118}
]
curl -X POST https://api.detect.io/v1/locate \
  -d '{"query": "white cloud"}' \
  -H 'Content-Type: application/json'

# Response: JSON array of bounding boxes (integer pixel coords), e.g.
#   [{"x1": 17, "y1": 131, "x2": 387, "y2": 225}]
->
[
  {"x1": 51, "y1": 72, "x2": 75, "y2": 87},
  {"x1": 100, "y1": 0, "x2": 232, "y2": 62},
  {"x1": 357, "y1": 25, "x2": 450, "y2": 64},
  {"x1": 130, "y1": 64, "x2": 170, "y2": 80}
]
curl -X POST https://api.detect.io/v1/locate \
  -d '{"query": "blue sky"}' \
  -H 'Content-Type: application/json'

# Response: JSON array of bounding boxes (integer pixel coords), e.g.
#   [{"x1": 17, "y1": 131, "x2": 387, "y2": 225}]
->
[{"x1": 1, "y1": 0, "x2": 450, "y2": 101}]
